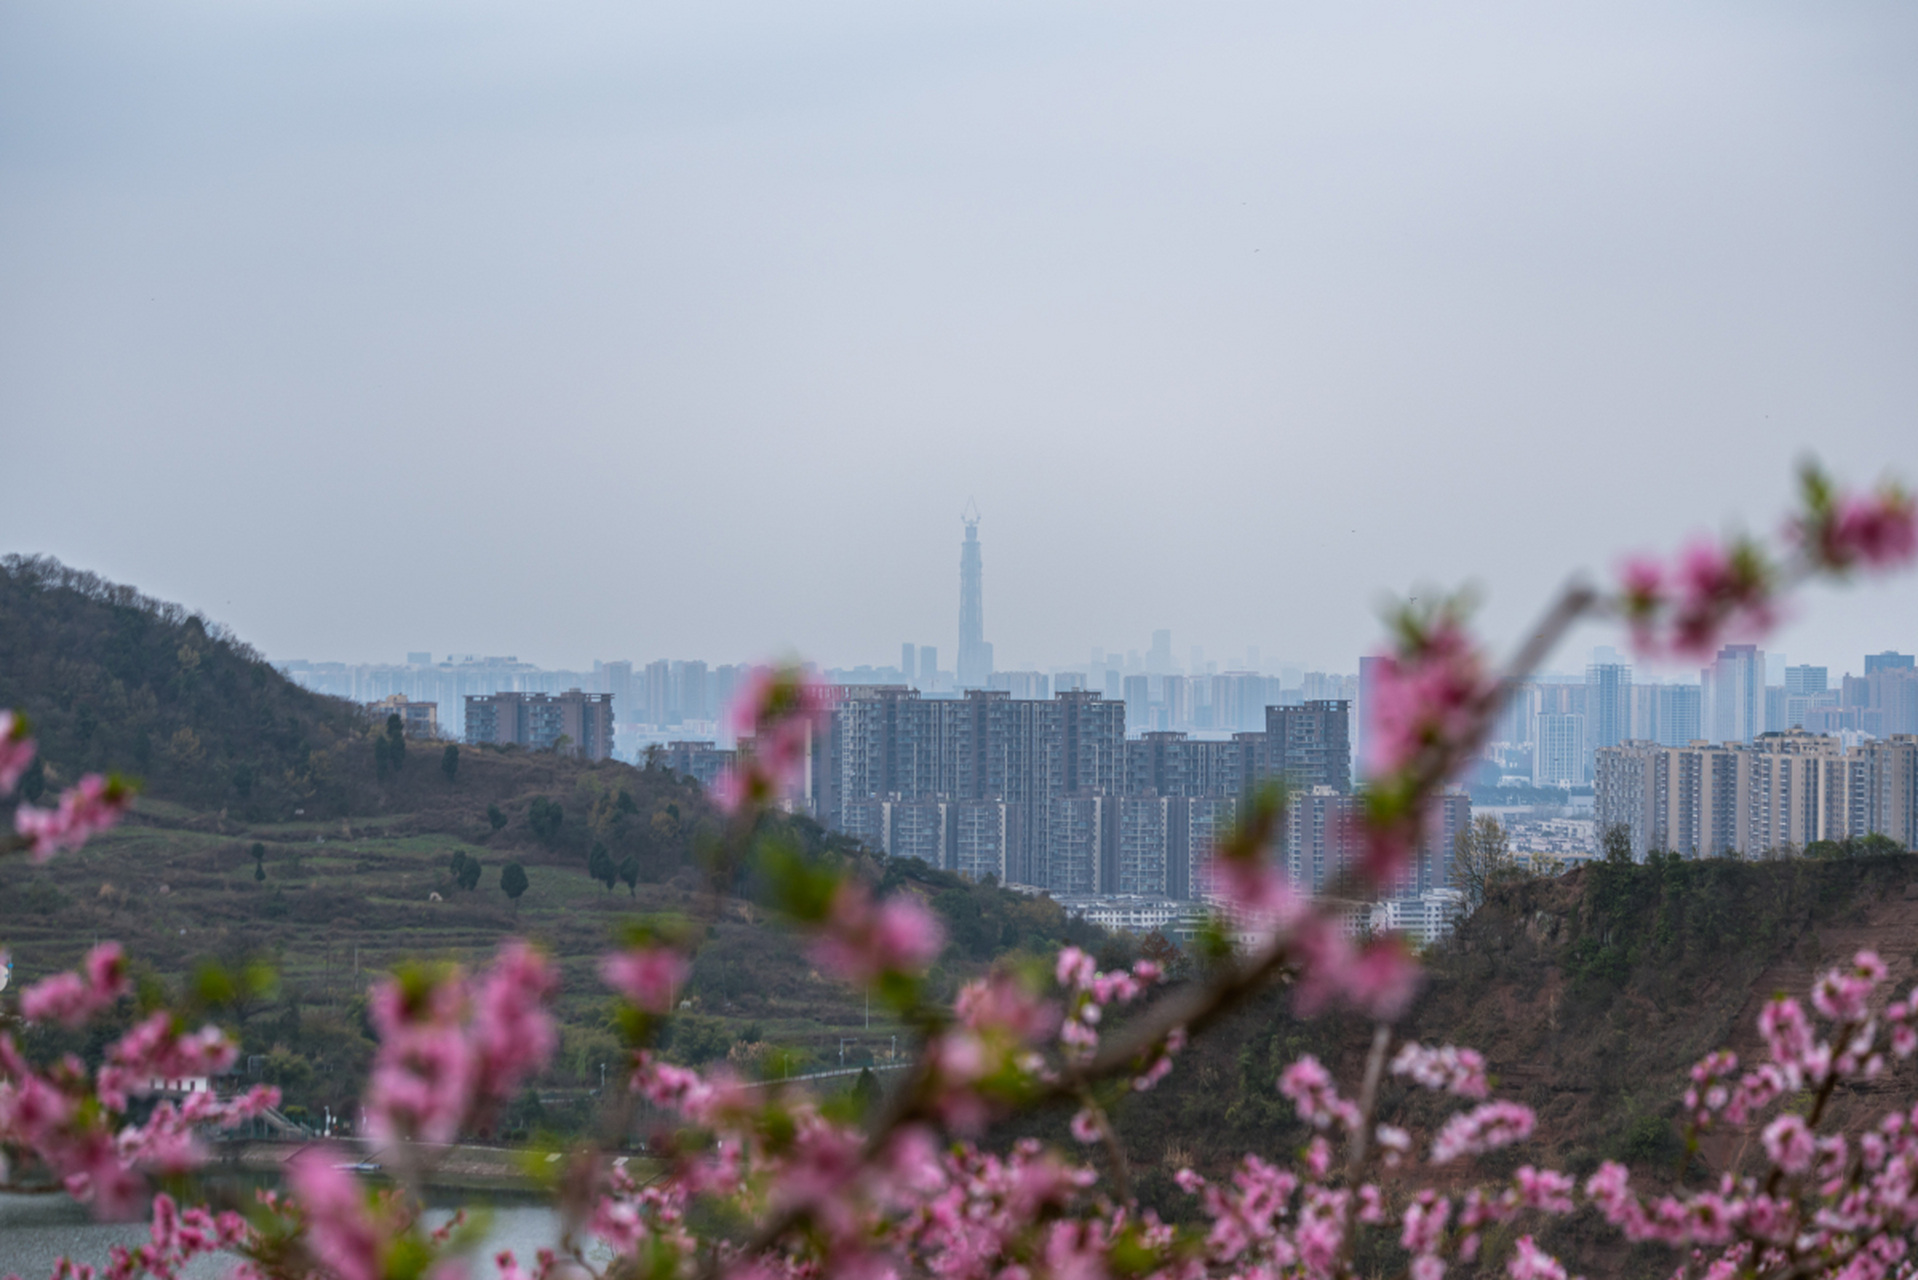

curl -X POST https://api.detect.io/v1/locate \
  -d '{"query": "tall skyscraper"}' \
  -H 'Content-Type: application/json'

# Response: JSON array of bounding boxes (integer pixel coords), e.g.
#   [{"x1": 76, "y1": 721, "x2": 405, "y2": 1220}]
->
[{"x1": 957, "y1": 505, "x2": 993, "y2": 688}]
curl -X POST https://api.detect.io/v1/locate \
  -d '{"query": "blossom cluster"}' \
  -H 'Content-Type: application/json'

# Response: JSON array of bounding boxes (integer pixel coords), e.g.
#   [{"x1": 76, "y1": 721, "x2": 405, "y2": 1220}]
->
[
  {"x1": 600, "y1": 942, "x2": 690, "y2": 1015},
  {"x1": 1620, "y1": 465, "x2": 1917, "y2": 659},
  {"x1": 809, "y1": 879, "x2": 946, "y2": 985},
  {"x1": 1578, "y1": 950, "x2": 1918, "y2": 1277},
  {"x1": 19, "y1": 942, "x2": 130, "y2": 1027},
  {"x1": 711, "y1": 666, "x2": 837, "y2": 813},
  {"x1": 0, "y1": 987, "x2": 271, "y2": 1219},
  {"x1": 1389, "y1": 1041, "x2": 1490, "y2": 1098},
  {"x1": 0, "y1": 710, "x2": 137, "y2": 862},
  {"x1": 362, "y1": 942, "x2": 558, "y2": 1145},
  {"x1": 44, "y1": 1194, "x2": 252, "y2": 1280}
]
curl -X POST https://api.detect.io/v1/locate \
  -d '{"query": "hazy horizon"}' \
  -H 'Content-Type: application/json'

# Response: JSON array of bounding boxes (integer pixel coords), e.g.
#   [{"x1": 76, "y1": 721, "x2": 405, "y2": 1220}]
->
[{"x1": 4, "y1": 2, "x2": 1914, "y2": 679}]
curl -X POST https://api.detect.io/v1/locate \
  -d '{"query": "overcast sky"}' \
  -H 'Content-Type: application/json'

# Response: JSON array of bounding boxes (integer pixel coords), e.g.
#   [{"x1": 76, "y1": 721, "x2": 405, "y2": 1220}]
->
[{"x1": 2, "y1": 1, "x2": 1914, "y2": 679}]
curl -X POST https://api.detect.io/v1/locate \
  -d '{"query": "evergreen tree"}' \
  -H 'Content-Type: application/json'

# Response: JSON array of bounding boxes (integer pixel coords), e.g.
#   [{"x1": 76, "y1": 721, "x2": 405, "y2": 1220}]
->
[
  {"x1": 441, "y1": 744, "x2": 459, "y2": 782},
  {"x1": 588, "y1": 842, "x2": 617, "y2": 891},
  {"x1": 375, "y1": 713, "x2": 407, "y2": 778},
  {"x1": 500, "y1": 862, "x2": 529, "y2": 913},
  {"x1": 528, "y1": 796, "x2": 563, "y2": 843}
]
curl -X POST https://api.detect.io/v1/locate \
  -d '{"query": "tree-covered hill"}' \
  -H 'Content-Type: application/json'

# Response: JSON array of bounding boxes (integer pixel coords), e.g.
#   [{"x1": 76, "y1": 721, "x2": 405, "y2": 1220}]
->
[
  {"x1": 0, "y1": 555, "x2": 369, "y2": 814},
  {"x1": 1089, "y1": 852, "x2": 1918, "y2": 1278}
]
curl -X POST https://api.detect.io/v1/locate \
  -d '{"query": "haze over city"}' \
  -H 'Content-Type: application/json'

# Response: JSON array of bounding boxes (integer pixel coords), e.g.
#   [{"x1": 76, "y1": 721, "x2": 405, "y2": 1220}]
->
[{"x1": 4, "y1": 1, "x2": 1915, "y2": 676}]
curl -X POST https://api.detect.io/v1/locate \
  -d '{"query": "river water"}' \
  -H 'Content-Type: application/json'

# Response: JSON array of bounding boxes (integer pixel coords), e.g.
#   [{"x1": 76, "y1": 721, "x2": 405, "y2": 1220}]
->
[{"x1": 0, "y1": 1193, "x2": 579, "y2": 1278}]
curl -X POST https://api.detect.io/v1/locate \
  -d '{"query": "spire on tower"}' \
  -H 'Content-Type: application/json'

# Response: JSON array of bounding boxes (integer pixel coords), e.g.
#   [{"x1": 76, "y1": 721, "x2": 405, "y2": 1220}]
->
[{"x1": 957, "y1": 503, "x2": 992, "y2": 688}]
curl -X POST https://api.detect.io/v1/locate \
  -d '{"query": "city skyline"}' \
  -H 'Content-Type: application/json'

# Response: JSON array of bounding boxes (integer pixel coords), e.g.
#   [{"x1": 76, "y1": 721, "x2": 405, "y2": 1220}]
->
[{"x1": 270, "y1": 511, "x2": 1912, "y2": 687}]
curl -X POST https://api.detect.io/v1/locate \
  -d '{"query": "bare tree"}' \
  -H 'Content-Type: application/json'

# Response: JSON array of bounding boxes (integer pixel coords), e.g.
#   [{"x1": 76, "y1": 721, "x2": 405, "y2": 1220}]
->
[{"x1": 1450, "y1": 814, "x2": 1516, "y2": 912}]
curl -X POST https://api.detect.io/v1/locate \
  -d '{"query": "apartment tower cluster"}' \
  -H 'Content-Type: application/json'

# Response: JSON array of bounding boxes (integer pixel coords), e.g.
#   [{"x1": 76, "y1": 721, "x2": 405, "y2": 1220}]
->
[
  {"x1": 1595, "y1": 731, "x2": 1918, "y2": 860},
  {"x1": 764, "y1": 687, "x2": 1466, "y2": 902}
]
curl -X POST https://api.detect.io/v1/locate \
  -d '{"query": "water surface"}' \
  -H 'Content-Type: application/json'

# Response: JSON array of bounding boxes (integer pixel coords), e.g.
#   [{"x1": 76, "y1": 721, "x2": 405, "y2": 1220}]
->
[{"x1": 0, "y1": 1193, "x2": 576, "y2": 1278}]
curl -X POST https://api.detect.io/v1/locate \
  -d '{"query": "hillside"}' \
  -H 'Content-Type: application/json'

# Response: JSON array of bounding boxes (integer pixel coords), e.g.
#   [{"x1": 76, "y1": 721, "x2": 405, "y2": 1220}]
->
[
  {"x1": 0, "y1": 558, "x2": 1106, "y2": 1131},
  {"x1": 0, "y1": 555, "x2": 368, "y2": 816},
  {"x1": 1095, "y1": 853, "x2": 1918, "y2": 1277}
]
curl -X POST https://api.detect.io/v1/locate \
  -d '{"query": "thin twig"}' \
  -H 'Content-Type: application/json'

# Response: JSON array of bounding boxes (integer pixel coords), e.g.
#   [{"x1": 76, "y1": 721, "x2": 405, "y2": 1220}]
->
[{"x1": 1336, "y1": 1024, "x2": 1395, "y2": 1276}]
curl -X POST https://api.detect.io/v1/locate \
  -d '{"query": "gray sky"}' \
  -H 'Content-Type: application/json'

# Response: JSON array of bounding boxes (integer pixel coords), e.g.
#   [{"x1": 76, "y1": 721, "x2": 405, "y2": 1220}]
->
[{"x1": 3, "y1": 1, "x2": 1914, "y2": 679}]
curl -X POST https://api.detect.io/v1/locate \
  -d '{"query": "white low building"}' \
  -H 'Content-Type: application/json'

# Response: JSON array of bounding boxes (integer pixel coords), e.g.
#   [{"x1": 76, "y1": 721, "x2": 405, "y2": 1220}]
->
[{"x1": 1368, "y1": 888, "x2": 1466, "y2": 948}]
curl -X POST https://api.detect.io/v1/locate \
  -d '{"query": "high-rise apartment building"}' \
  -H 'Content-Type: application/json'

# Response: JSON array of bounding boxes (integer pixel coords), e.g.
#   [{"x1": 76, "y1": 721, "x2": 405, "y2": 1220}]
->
[
  {"x1": 1629, "y1": 683, "x2": 1702, "y2": 749},
  {"x1": 643, "y1": 659, "x2": 674, "y2": 725},
  {"x1": 1786, "y1": 665, "x2": 1829, "y2": 696},
  {"x1": 990, "y1": 671, "x2": 1051, "y2": 701},
  {"x1": 1783, "y1": 665, "x2": 1829, "y2": 733},
  {"x1": 1585, "y1": 659, "x2": 1632, "y2": 761},
  {"x1": 957, "y1": 509, "x2": 994, "y2": 688},
  {"x1": 1534, "y1": 713, "x2": 1587, "y2": 786},
  {"x1": 464, "y1": 689, "x2": 615, "y2": 760},
  {"x1": 1122, "y1": 674, "x2": 1151, "y2": 733},
  {"x1": 1865, "y1": 652, "x2": 1915, "y2": 676},
  {"x1": 367, "y1": 695, "x2": 440, "y2": 739},
  {"x1": 1265, "y1": 701, "x2": 1353, "y2": 794},
  {"x1": 1595, "y1": 732, "x2": 1918, "y2": 860},
  {"x1": 807, "y1": 686, "x2": 1364, "y2": 899},
  {"x1": 1147, "y1": 630, "x2": 1173, "y2": 675},
  {"x1": 1357, "y1": 655, "x2": 1386, "y2": 773},
  {"x1": 1704, "y1": 644, "x2": 1765, "y2": 743}
]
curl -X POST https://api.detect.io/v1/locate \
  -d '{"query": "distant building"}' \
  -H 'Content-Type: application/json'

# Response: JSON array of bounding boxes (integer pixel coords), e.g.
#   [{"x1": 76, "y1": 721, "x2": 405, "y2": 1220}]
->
[
  {"x1": 957, "y1": 509, "x2": 994, "y2": 688},
  {"x1": 990, "y1": 671, "x2": 1051, "y2": 701},
  {"x1": 1704, "y1": 644, "x2": 1765, "y2": 744},
  {"x1": 1357, "y1": 655, "x2": 1386, "y2": 773},
  {"x1": 366, "y1": 695, "x2": 439, "y2": 739},
  {"x1": 1055, "y1": 894, "x2": 1199, "y2": 940},
  {"x1": 1369, "y1": 888, "x2": 1466, "y2": 949},
  {"x1": 1533, "y1": 712, "x2": 1587, "y2": 786},
  {"x1": 659, "y1": 741, "x2": 734, "y2": 789},
  {"x1": 465, "y1": 689, "x2": 615, "y2": 760},
  {"x1": 1264, "y1": 700, "x2": 1352, "y2": 794},
  {"x1": 1585, "y1": 659, "x2": 1632, "y2": 761},
  {"x1": 1865, "y1": 652, "x2": 1915, "y2": 676},
  {"x1": 1786, "y1": 665, "x2": 1829, "y2": 696},
  {"x1": 1630, "y1": 682, "x2": 1702, "y2": 748},
  {"x1": 1594, "y1": 731, "x2": 1918, "y2": 860}
]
